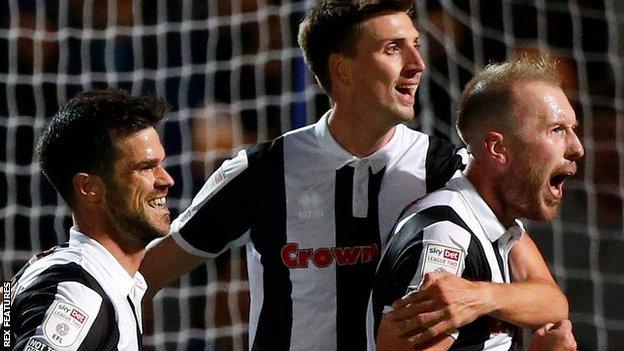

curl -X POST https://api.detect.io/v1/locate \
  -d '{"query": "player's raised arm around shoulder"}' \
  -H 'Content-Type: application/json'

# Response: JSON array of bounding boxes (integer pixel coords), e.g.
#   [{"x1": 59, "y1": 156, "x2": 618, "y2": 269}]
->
[
  {"x1": 141, "y1": 148, "x2": 256, "y2": 298},
  {"x1": 389, "y1": 232, "x2": 568, "y2": 346},
  {"x1": 141, "y1": 235, "x2": 207, "y2": 299},
  {"x1": 486, "y1": 232, "x2": 568, "y2": 328}
]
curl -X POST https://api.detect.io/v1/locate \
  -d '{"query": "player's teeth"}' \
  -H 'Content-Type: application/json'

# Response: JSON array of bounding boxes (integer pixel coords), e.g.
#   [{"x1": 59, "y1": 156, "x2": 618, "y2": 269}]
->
[{"x1": 149, "y1": 198, "x2": 166, "y2": 207}]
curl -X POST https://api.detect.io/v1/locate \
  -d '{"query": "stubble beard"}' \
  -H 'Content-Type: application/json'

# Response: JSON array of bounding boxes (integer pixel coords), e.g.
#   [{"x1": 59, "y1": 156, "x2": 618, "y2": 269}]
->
[
  {"x1": 105, "y1": 180, "x2": 169, "y2": 248},
  {"x1": 508, "y1": 151, "x2": 560, "y2": 222}
]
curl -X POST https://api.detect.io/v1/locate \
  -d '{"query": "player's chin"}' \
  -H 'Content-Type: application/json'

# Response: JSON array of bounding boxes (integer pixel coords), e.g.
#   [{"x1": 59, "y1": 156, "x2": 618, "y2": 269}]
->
[
  {"x1": 393, "y1": 105, "x2": 414, "y2": 122},
  {"x1": 535, "y1": 201, "x2": 561, "y2": 222},
  {"x1": 144, "y1": 223, "x2": 170, "y2": 245},
  {"x1": 147, "y1": 214, "x2": 171, "y2": 237},
  {"x1": 155, "y1": 216, "x2": 171, "y2": 236}
]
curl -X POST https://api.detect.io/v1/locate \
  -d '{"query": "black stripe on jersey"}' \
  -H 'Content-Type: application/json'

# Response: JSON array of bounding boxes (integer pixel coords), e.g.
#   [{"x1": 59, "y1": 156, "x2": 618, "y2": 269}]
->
[
  {"x1": 425, "y1": 136, "x2": 466, "y2": 193},
  {"x1": 127, "y1": 296, "x2": 143, "y2": 350},
  {"x1": 12, "y1": 263, "x2": 119, "y2": 351},
  {"x1": 247, "y1": 138, "x2": 292, "y2": 351},
  {"x1": 178, "y1": 161, "x2": 256, "y2": 254},
  {"x1": 372, "y1": 206, "x2": 495, "y2": 350},
  {"x1": 335, "y1": 165, "x2": 384, "y2": 351},
  {"x1": 491, "y1": 240, "x2": 505, "y2": 281}
]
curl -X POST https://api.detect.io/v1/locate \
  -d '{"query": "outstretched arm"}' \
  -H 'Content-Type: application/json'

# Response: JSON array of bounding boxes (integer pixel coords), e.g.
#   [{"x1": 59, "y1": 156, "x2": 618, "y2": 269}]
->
[
  {"x1": 140, "y1": 235, "x2": 207, "y2": 299},
  {"x1": 385, "y1": 233, "x2": 567, "y2": 345},
  {"x1": 489, "y1": 232, "x2": 568, "y2": 326}
]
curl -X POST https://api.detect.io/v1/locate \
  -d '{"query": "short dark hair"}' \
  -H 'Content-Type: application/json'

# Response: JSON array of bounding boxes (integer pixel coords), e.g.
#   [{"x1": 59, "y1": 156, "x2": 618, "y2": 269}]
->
[
  {"x1": 298, "y1": 0, "x2": 414, "y2": 95},
  {"x1": 36, "y1": 89, "x2": 169, "y2": 207},
  {"x1": 456, "y1": 54, "x2": 562, "y2": 154}
]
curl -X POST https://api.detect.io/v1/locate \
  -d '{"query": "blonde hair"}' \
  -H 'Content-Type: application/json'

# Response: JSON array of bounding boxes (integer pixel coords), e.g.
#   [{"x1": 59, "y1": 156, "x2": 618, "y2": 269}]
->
[{"x1": 456, "y1": 54, "x2": 562, "y2": 154}]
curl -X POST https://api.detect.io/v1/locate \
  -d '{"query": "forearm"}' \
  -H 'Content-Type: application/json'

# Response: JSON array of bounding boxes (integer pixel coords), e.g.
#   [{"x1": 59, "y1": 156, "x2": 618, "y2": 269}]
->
[
  {"x1": 486, "y1": 233, "x2": 569, "y2": 328},
  {"x1": 479, "y1": 279, "x2": 568, "y2": 329},
  {"x1": 140, "y1": 235, "x2": 207, "y2": 299}
]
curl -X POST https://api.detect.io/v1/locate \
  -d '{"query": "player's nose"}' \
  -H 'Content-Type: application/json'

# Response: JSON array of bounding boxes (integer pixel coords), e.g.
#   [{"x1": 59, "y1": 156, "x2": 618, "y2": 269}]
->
[
  {"x1": 402, "y1": 45, "x2": 425, "y2": 77},
  {"x1": 156, "y1": 165, "x2": 175, "y2": 188},
  {"x1": 566, "y1": 130, "x2": 584, "y2": 161}
]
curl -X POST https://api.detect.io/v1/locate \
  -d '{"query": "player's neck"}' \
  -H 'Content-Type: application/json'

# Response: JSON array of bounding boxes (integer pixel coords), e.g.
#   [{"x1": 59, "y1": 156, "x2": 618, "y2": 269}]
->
[
  {"x1": 465, "y1": 162, "x2": 517, "y2": 228},
  {"x1": 327, "y1": 105, "x2": 396, "y2": 158},
  {"x1": 74, "y1": 213, "x2": 146, "y2": 277}
]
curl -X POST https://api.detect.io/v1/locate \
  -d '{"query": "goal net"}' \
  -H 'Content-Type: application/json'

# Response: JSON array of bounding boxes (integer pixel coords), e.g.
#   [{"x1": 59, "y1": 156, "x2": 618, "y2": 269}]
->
[{"x1": 1, "y1": 1, "x2": 622, "y2": 350}]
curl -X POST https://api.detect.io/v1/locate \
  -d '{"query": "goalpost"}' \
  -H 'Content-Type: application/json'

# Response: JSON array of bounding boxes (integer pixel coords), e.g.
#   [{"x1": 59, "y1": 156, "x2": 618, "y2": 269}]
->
[{"x1": 1, "y1": 1, "x2": 622, "y2": 350}]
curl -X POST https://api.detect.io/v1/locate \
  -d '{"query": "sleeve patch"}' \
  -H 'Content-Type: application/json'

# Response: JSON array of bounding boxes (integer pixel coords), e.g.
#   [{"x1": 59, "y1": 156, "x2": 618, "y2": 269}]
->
[
  {"x1": 42, "y1": 301, "x2": 88, "y2": 347},
  {"x1": 421, "y1": 243, "x2": 463, "y2": 276}
]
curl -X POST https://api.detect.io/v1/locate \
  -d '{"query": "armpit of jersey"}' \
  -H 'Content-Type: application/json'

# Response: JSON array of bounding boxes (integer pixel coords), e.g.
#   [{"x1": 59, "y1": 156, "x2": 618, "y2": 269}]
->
[{"x1": 13, "y1": 281, "x2": 103, "y2": 351}]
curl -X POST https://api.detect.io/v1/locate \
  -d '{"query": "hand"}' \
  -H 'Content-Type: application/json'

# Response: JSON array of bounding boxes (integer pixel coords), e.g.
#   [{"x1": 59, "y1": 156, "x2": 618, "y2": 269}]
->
[
  {"x1": 386, "y1": 272, "x2": 489, "y2": 346},
  {"x1": 528, "y1": 320, "x2": 577, "y2": 351}
]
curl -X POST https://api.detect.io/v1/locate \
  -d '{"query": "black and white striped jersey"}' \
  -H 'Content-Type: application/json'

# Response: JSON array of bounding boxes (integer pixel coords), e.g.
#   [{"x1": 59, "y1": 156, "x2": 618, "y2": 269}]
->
[
  {"x1": 10, "y1": 229, "x2": 146, "y2": 351},
  {"x1": 170, "y1": 111, "x2": 468, "y2": 351},
  {"x1": 368, "y1": 174, "x2": 525, "y2": 351}
]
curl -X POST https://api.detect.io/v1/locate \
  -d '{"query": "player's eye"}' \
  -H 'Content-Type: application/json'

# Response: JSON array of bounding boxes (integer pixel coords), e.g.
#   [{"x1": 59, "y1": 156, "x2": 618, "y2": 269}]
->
[
  {"x1": 140, "y1": 164, "x2": 156, "y2": 172},
  {"x1": 386, "y1": 43, "x2": 400, "y2": 53}
]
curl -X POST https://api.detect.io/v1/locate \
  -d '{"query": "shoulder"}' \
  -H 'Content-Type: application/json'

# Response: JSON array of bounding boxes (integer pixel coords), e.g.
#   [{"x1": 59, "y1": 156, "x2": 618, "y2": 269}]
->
[
  {"x1": 246, "y1": 123, "x2": 316, "y2": 160},
  {"x1": 387, "y1": 191, "x2": 474, "y2": 260},
  {"x1": 245, "y1": 136, "x2": 285, "y2": 162},
  {"x1": 14, "y1": 260, "x2": 108, "y2": 306},
  {"x1": 247, "y1": 123, "x2": 325, "y2": 167},
  {"x1": 13, "y1": 245, "x2": 83, "y2": 292},
  {"x1": 393, "y1": 126, "x2": 462, "y2": 154},
  {"x1": 12, "y1": 262, "x2": 117, "y2": 351},
  {"x1": 396, "y1": 187, "x2": 465, "y2": 230}
]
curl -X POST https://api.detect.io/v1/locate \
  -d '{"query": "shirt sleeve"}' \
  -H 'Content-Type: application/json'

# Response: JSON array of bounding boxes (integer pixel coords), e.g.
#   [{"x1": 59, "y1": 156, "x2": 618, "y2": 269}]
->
[
  {"x1": 171, "y1": 138, "x2": 284, "y2": 258},
  {"x1": 170, "y1": 149, "x2": 254, "y2": 257},
  {"x1": 373, "y1": 220, "x2": 470, "y2": 312},
  {"x1": 370, "y1": 212, "x2": 472, "y2": 341},
  {"x1": 425, "y1": 135, "x2": 469, "y2": 193},
  {"x1": 12, "y1": 280, "x2": 117, "y2": 351}
]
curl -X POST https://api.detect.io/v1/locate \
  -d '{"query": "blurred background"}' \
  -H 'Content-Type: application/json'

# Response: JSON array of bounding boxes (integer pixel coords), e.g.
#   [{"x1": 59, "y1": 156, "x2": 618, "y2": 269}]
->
[{"x1": 0, "y1": 0, "x2": 622, "y2": 350}]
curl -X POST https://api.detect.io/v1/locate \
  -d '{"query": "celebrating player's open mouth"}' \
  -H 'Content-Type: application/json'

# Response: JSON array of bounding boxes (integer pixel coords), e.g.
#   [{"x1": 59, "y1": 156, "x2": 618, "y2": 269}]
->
[
  {"x1": 548, "y1": 166, "x2": 576, "y2": 200},
  {"x1": 146, "y1": 192, "x2": 171, "y2": 231},
  {"x1": 147, "y1": 195, "x2": 169, "y2": 214},
  {"x1": 395, "y1": 81, "x2": 418, "y2": 105}
]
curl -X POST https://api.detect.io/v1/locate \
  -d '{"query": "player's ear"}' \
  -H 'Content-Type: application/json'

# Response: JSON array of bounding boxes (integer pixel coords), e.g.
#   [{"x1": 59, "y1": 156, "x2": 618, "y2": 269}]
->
[
  {"x1": 328, "y1": 53, "x2": 354, "y2": 90},
  {"x1": 484, "y1": 131, "x2": 507, "y2": 164},
  {"x1": 73, "y1": 173, "x2": 104, "y2": 204}
]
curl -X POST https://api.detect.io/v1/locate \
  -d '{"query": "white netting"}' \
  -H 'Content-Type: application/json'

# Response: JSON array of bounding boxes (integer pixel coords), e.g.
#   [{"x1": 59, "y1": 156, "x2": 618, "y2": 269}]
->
[{"x1": 1, "y1": 0, "x2": 622, "y2": 350}]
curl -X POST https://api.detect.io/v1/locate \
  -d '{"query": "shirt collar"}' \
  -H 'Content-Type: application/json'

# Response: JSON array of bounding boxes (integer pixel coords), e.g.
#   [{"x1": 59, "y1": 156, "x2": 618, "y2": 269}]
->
[
  {"x1": 69, "y1": 228, "x2": 147, "y2": 297},
  {"x1": 446, "y1": 173, "x2": 525, "y2": 242},
  {"x1": 313, "y1": 110, "x2": 403, "y2": 173}
]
